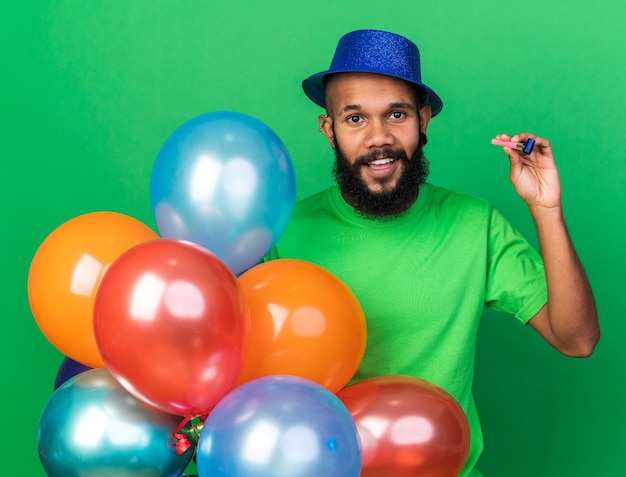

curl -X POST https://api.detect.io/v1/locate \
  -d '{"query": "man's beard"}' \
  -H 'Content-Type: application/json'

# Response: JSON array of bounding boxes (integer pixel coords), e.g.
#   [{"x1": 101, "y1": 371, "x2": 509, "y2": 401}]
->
[{"x1": 332, "y1": 133, "x2": 429, "y2": 219}]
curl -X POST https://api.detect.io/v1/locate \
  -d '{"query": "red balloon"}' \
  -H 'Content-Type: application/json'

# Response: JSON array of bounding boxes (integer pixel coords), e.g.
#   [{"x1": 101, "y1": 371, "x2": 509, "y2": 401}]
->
[
  {"x1": 94, "y1": 239, "x2": 249, "y2": 416},
  {"x1": 337, "y1": 375, "x2": 470, "y2": 477}
]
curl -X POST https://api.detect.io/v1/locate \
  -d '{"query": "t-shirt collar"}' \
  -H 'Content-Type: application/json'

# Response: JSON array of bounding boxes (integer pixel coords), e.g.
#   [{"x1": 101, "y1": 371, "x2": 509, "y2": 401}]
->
[{"x1": 329, "y1": 183, "x2": 431, "y2": 227}]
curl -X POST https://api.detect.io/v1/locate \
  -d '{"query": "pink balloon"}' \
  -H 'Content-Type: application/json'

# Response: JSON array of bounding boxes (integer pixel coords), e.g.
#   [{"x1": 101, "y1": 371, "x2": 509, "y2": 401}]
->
[
  {"x1": 337, "y1": 375, "x2": 470, "y2": 477},
  {"x1": 94, "y1": 239, "x2": 250, "y2": 416}
]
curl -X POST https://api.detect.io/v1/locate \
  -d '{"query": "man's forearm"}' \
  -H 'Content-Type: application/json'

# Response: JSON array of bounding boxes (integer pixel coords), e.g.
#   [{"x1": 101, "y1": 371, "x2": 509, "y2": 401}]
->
[{"x1": 531, "y1": 206, "x2": 599, "y2": 356}]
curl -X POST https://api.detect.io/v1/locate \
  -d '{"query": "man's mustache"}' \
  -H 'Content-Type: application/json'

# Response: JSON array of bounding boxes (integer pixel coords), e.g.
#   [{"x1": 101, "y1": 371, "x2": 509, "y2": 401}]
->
[{"x1": 355, "y1": 148, "x2": 409, "y2": 167}]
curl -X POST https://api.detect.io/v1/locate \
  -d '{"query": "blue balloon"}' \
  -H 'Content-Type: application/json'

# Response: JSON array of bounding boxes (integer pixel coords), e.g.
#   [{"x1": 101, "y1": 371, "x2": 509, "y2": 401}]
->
[
  {"x1": 150, "y1": 111, "x2": 296, "y2": 275},
  {"x1": 196, "y1": 375, "x2": 362, "y2": 477},
  {"x1": 38, "y1": 368, "x2": 193, "y2": 477},
  {"x1": 53, "y1": 356, "x2": 92, "y2": 390}
]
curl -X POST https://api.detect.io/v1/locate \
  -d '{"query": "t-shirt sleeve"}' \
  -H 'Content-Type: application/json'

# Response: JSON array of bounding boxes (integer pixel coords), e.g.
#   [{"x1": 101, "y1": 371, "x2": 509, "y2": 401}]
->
[{"x1": 484, "y1": 207, "x2": 548, "y2": 323}]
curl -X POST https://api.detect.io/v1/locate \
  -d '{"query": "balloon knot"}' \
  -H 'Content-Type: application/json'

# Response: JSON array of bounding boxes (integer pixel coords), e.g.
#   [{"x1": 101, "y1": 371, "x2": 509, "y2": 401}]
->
[
  {"x1": 169, "y1": 416, "x2": 193, "y2": 455},
  {"x1": 171, "y1": 432, "x2": 192, "y2": 455},
  {"x1": 168, "y1": 415, "x2": 208, "y2": 455}
]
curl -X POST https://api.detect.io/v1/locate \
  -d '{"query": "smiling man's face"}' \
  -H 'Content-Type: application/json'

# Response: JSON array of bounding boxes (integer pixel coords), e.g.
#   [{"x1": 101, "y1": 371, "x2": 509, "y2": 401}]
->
[{"x1": 319, "y1": 72, "x2": 432, "y2": 217}]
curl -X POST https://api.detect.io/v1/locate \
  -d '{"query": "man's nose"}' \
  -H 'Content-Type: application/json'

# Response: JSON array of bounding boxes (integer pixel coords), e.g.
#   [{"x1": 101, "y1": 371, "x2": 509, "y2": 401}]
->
[{"x1": 364, "y1": 121, "x2": 394, "y2": 147}]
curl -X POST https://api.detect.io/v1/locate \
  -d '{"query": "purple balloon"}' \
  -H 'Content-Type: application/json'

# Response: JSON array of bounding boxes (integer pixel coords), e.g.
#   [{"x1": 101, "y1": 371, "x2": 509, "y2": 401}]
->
[{"x1": 53, "y1": 356, "x2": 92, "y2": 390}]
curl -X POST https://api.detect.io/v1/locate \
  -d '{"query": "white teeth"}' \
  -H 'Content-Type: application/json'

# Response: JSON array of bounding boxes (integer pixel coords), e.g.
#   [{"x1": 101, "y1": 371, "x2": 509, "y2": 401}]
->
[{"x1": 369, "y1": 158, "x2": 393, "y2": 165}]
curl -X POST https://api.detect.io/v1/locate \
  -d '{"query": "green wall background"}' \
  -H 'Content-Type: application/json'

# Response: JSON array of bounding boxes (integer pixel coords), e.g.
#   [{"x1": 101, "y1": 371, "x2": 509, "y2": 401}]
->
[{"x1": 3, "y1": 1, "x2": 624, "y2": 475}]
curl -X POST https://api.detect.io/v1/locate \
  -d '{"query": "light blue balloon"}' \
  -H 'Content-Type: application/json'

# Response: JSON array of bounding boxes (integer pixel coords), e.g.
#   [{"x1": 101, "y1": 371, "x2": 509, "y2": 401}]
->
[
  {"x1": 150, "y1": 111, "x2": 296, "y2": 275},
  {"x1": 37, "y1": 369, "x2": 193, "y2": 477},
  {"x1": 196, "y1": 375, "x2": 362, "y2": 477}
]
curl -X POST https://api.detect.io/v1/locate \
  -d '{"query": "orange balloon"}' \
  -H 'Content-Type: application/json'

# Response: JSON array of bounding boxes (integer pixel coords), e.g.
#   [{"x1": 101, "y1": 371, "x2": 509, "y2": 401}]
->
[
  {"x1": 27, "y1": 212, "x2": 158, "y2": 367},
  {"x1": 237, "y1": 259, "x2": 367, "y2": 393}
]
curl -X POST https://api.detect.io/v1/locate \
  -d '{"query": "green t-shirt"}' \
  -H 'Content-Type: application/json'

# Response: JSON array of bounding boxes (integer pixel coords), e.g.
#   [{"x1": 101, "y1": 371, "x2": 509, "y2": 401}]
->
[{"x1": 265, "y1": 182, "x2": 548, "y2": 476}]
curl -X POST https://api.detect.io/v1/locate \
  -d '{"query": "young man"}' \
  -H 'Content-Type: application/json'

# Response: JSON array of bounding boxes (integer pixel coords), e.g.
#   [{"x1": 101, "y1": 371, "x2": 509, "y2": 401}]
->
[{"x1": 266, "y1": 29, "x2": 599, "y2": 475}]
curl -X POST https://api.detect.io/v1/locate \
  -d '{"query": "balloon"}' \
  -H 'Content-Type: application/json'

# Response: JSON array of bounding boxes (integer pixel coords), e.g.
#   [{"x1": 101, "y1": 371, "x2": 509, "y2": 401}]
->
[
  {"x1": 93, "y1": 238, "x2": 249, "y2": 416},
  {"x1": 53, "y1": 356, "x2": 92, "y2": 390},
  {"x1": 37, "y1": 368, "x2": 193, "y2": 477},
  {"x1": 150, "y1": 111, "x2": 296, "y2": 275},
  {"x1": 336, "y1": 375, "x2": 470, "y2": 477},
  {"x1": 196, "y1": 375, "x2": 362, "y2": 477},
  {"x1": 236, "y1": 259, "x2": 367, "y2": 393},
  {"x1": 28, "y1": 212, "x2": 158, "y2": 367}
]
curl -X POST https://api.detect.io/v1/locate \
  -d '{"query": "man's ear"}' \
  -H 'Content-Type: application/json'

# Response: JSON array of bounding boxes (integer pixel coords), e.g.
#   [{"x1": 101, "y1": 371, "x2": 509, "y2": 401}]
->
[
  {"x1": 418, "y1": 104, "x2": 432, "y2": 135},
  {"x1": 318, "y1": 114, "x2": 336, "y2": 148}
]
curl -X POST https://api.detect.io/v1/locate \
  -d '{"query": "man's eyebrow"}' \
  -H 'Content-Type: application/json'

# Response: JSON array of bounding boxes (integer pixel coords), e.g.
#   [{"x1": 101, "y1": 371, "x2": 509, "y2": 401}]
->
[
  {"x1": 389, "y1": 101, "x2": 416, "y2": 110},
  {"x1": 339, "y1": 102, "x2": 416, "y2": 114},
  {"x1": 339, "y1": 104, "x2": 361, "y2": 113}
]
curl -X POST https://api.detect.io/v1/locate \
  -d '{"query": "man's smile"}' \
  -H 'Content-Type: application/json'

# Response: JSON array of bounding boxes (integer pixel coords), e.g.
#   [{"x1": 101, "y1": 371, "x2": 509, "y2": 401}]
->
[{"x1": 365, "y1": 157, "x2": 398, "y2": 176}]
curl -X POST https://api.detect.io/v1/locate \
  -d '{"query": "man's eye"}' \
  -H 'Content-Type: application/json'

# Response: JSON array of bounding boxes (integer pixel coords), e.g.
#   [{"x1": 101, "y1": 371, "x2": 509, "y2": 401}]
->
[
  {"x1": 348, "y1": 115, "x2": 361, "y2": 123},
  {"x1": 390, "y1": 111, "x2": 405, "y2": 119}
]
